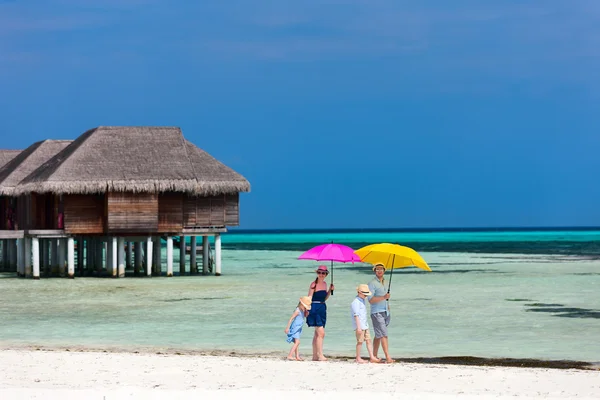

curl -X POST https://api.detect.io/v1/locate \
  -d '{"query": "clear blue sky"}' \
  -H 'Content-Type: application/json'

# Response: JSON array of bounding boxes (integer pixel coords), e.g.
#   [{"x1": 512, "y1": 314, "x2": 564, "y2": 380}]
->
[{"x1": 1, "y1": 1, "x2": 599, "y2": 229}]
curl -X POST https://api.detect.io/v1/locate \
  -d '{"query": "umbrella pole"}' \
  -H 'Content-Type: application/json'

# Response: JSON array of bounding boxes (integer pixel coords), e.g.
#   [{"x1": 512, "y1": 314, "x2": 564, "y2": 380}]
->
[
  {"x1": 330, "y1": 259, "x2": 334, "y2": 295},
  {"x1": 387, "y1": 254, "x2": 395, "y2": 298}
]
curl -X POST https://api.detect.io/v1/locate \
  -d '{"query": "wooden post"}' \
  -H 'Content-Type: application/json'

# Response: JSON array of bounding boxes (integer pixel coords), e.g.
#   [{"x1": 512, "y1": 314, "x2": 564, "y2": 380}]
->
[
  {"x1": 146, "y1": 237, "x2": 153, "y2": 277},
  {"x1": 153, "y1": 237, "x2": 161, "y2": 276},
  {"x1": 32, "y1": 237, "x2": 40, "y2": 279},
  {"x1": 110, "y1": 237, "x2": 118, "y2": 278},
  {"x1": 67, "y1": 237, "x2": 75, "y2": 279},
  {"x1": 117, "y1": 237, "x2": 125, "y2": 278},
  {"x1": 166, "y1": 236, "x2": 173, "y2": 277},
  {"x1": 77, "y1": 237, "x2": 84, "y2": 276},
  {"x1": 179, "y1": 235, "x2": 185, "y2": 276},
  {"x1": 42, "y1": 239, "x2": 50, "y2": 276},
  {"x1": 126, "y1": 241, "x2": 132, "y2": 270},
  {"x1": 58, "y1": 239, "x2": 66, "y2": 277},
  {"x1": 10, "y1": 239, "x2": 17, "y2": 272},
  {"x1": 16, "y1": 239, "x2": 23, "y2": 276},
  {"x1": 1, "y1": 239, "x2": 6, "y2": 270},
  {"x1": 86, "y1": 238, "x2": 93, "y2": 274},
  {"x1": 202, "y1": 236, "x2": 209, "y2": 275},
  {"x1": 24, "y1": 238, "x2": 32, "y2": 277},
  {"x1": 51, "y1": 239, "x2": 59, "y2": 275},
  {"x1": 134, "y1": 242, "x2": 142, "y2": 275},
  {"x1": 215, "y1": 234, "x2": 222, "y2": 276},
  {"x1": 190, "y1": 236, "x2": 197, "y2": 274},
  {"x1": 95, "y1": 239, "x2": 103, "y2": 275}
]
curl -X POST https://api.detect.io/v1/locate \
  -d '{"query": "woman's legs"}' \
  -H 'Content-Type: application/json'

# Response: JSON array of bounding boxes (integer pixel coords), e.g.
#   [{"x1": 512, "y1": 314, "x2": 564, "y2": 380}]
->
[
  {"x1": 315, "y1": 326, "x2": 327, "y2": 361},
  {"x1": 312, "y1": 330, "x2": 318, "y2": 360}
]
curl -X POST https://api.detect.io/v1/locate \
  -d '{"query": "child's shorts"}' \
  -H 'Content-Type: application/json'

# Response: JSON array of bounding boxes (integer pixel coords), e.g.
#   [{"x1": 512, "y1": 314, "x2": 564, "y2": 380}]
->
[{"x1": 355, "y1": 328, "x2": 371, "y2": 343}]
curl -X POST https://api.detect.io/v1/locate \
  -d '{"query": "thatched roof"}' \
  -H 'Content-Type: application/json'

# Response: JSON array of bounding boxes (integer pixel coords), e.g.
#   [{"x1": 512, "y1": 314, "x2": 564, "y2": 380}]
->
[
  {"x1": 15, "y1": 126, "x2": 250, "y2": 196},
  {"x1": 0, "y1": 141, "x2": 72, "y2": 196},
  {"x1": 0, "y1": 150, "x2": 21, "y2": 169}
]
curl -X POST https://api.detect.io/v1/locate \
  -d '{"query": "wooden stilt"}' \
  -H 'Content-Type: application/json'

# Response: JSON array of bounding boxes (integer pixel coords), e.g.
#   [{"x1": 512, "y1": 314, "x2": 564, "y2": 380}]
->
[
  {"x1": 202, "y1": 236, "x2": 209, "y2": 275},
  {"x1": 153, "y1": 237, "x2": 161, "y2": 276},
  {"x1": 10, "y1": 239, "x2": 17, "y2": 272},
  {"x1": 134, "y1": 242, "x2": 142, "y2": 275},
  {"x1": 166, "y1": 236, "x2": 173, "y2": 277},
  {"x1": 1, "y1": 240, "x2": 7, "y2": 270},
  {"x1": 51, "y1": 239, "x2": 59, "y2": 275},
  {"x1": 126, "y1": 241, "x2": 132, "y2": 270},
  {"x1": 190, "y1": 236, "x2": 197, "y2": 274},
  {"x1": 32, "y1": 237, "x2": 40, "y2": 279},
  {"x1": 58, "y1": 239, "x2": 66, "y2": 277},
  {"x1": 146, "y1": 237, "x2": 153, "y2": 277},
  {"x1": 117, "y1": 237, "x2": 125, "y2": 278},
  {"x1": 95, "y1": 239, "x2": 103, "y2": 275},
  {"x1": 67, "y1": 237, "x2": 75, "y2": 279},
  {"x1": 42, "y1": 239, "x2": 50, "y2": 276},
  {"x1": 16, "y1": 239, "x2": 23, "y2": 277},
  {"x1": 24, "y1": 238, "x2": 32, "y2": 277},
  {"x1": 215, "y1": 234, "x2": 222, "y2": 276},
  {"x1": 179, "y1": 235, "x2": 186, "y2": 276},
  {"x1": 77, "y1": 237, "x2": 84, "y2": 276},
  {"x1": 110, "y1": 237, "x2": 118, "y2": 278}
]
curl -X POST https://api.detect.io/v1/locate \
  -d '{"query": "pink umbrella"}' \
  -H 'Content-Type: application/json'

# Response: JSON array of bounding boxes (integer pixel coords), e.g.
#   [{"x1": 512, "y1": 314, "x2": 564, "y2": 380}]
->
[{"x1": 298, "y1": 243, "x2": 360, "y2": 295}]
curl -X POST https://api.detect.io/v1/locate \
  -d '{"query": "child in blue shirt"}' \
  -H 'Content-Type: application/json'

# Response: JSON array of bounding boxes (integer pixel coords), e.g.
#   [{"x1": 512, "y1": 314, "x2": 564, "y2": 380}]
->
[{"x1": 351, "y1": 284, "x2": 380, "y2": 363}]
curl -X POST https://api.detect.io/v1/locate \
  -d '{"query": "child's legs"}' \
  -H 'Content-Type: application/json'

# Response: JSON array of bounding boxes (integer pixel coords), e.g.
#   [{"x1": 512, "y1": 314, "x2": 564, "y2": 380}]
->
[
  {"x1": 287, "y1": 338, "x2": 300, "y2": 358},
  {"x1": 355, "y1": 329, "x2": 365, "y2": 359}
]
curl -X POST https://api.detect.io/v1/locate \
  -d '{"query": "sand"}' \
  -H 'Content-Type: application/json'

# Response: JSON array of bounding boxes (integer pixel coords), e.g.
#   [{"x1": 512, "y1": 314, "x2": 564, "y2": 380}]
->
[{"x1": 0, "y1": 349, "x2": 598, "y2": 399}]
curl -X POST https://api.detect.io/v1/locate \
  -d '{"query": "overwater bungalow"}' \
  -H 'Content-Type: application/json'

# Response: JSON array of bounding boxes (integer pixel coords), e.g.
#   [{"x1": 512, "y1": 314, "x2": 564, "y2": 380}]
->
[
  {"x1": 0, "y1": 141, "x2": 71, "y2": 272},
  {"x1": 11, "y1": 126, "x2": 250, "y2": 279}
]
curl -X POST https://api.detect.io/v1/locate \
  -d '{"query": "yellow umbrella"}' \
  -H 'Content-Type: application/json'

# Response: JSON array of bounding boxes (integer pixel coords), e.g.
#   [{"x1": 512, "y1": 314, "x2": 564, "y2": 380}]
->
[{"x1": 354, "y1": 243, "x2": 431, "y2": 294}]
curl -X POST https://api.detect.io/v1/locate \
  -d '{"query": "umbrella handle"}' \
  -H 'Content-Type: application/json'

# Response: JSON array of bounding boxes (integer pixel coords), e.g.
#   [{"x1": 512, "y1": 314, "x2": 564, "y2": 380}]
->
[{"x1": 386, "y1": 254, "x2": 395, "y2": 301}]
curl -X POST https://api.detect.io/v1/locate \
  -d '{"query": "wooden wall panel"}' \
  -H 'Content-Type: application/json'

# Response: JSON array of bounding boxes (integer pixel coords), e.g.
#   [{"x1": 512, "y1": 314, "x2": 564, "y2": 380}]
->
[
  {"x1": 107, "y1": 192, "x2": 158, "y2": 233},
  {"x1": 158, "y1": 192, "x2": 183, "y2": 232},
  {"x1": 195, "y1": 197, "x2": 211, "y2": 226},
  {"x1": 64, "y1": 194, "x2": 105, "y2": 234},
  {"x1": 183, "y1": 196, "x2": 196, "y2": 227},
  {"x1": 209, "y1": 196, "x2": 225, "y2": 226},
  {"x1": 225, "y1": 193, "x2": 239, "y2": 226},
  {"x1": 182, "y1": 194, "x2": 239, "y2": 228}
]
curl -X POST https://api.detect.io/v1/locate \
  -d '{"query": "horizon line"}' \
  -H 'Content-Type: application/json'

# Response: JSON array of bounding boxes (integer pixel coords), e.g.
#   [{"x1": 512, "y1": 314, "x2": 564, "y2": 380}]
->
[{"x1": 228, "y1": 225, "x2": 600, "y2": 233}]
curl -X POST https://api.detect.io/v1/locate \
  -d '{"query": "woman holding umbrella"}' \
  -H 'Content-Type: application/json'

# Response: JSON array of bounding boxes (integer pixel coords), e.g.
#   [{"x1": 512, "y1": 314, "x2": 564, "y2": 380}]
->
[{"x1": 306, "y1": 265, "x2": 334, "y2": 361}]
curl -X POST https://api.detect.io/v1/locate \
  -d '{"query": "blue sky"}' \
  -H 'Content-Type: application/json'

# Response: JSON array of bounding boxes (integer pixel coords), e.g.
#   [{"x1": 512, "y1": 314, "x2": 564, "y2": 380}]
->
[{"x1": 1, "y1": 0, "x2": 599, "y2": 229}]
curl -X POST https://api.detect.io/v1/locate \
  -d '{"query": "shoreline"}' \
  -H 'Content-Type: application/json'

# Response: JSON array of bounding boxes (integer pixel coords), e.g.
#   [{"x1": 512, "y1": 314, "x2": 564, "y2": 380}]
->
[{"x1": 1, "y1": 343, "x2": 597, "y2": 371}]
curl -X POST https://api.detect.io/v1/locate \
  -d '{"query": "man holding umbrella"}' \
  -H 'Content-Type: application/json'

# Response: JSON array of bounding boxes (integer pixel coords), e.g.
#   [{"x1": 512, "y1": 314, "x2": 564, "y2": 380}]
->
[{"x1": 368, "y1": 263, "x2": 394, "y2": 363}]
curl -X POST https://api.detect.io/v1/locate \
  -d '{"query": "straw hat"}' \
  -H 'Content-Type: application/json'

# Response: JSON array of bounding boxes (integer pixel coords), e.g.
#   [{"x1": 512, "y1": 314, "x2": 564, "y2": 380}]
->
[
  {"x1": 315, "y1": 265, "x2": 329, "y2": 273},
  {"x1": 357, "y1": 284, "x2": 372, "y2": 296},
  {"x1": 372, "y1": 263, "x2": 386, "y2": 271},
  {"x1": 299, "y1": 296, "x2": 312, "y2": 310}
]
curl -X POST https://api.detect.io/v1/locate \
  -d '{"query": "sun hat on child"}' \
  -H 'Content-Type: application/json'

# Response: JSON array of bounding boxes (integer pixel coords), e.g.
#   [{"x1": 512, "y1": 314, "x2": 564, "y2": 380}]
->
[
  {"x1": 299, "y1": 296, "x2": 312, "y2": 310},
  {"x1": 357, "y1": 284, "x2": 372, "y2": 296}
]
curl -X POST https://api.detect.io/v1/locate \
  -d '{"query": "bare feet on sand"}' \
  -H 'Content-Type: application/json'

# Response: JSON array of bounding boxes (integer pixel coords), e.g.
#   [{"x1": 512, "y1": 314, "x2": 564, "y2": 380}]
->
[
  {"x1": 370, "y1": 357, "x2": 381, "y2": 363},
  {"x1": 296, "y1": 357, "x2": 304, "y2": 361},
  {"x1": 356, "y1": 358, "x2": 368, "y2": 364},
  {"x1": 313, "y1": 356, "x2": 328, "y2": 361}
]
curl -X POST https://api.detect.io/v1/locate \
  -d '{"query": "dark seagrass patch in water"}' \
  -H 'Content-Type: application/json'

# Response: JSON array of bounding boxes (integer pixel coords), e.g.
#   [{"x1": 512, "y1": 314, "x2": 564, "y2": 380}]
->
[{"x1": 525, "y1": 303, "x2": 600, "y2": 319}]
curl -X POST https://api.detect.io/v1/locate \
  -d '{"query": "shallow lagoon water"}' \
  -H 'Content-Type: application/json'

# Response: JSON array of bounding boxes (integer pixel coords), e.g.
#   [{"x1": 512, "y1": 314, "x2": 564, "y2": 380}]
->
[{"x1": 1, "y1": 246, "x2": 599, "y2": 362}]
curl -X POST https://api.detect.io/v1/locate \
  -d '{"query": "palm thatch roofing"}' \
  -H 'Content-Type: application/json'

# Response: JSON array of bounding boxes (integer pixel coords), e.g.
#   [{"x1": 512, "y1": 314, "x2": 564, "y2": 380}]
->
[
  {"x1": 0, "y1": 150, "x2": 21, "y2": 169},
  {"x1": 0, "y1": 141, "x2": 72, "y2": 196},
  {"x1": 15, "y1": 126, "x2": 251, "y2": 196}
]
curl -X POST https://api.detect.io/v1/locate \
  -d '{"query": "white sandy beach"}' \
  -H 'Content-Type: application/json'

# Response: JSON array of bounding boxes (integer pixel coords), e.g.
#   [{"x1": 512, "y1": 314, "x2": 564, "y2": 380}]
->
[{"x1": 0, "y1": 349, "x2": 598, "y2": 400}]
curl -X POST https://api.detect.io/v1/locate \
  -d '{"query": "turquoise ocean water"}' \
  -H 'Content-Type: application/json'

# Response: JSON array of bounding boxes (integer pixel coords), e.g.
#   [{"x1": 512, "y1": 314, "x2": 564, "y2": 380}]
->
[{"x1": 1, "y1": 228, "x2": 599, "y2": 363}]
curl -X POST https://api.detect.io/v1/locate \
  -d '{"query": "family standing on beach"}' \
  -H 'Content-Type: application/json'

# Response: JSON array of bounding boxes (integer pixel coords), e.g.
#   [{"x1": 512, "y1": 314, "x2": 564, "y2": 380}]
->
[{"x1": 284, "y1": 263, "x2": 395, "y2": 363}]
